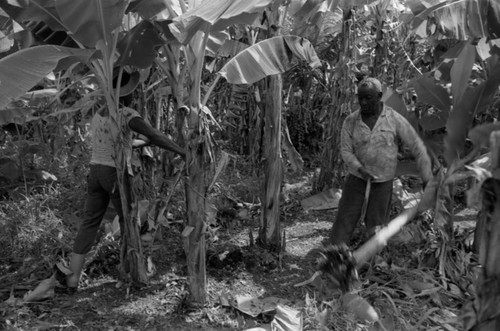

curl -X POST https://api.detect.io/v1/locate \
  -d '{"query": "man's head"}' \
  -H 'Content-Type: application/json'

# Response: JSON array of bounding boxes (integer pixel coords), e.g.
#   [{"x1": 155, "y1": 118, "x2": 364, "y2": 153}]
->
[
  {"x1": 112, "y1": 68, "x2": 140, "y2": 107},
  {"x1": 357, "y1": 77, "x2": 383, "y2": 116}
]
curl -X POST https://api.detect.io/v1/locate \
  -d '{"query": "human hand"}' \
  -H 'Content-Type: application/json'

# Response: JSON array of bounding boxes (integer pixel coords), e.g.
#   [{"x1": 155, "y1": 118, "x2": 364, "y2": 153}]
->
[{"x1": 358, "y1": 167, "x2": 375, "y2": 180}]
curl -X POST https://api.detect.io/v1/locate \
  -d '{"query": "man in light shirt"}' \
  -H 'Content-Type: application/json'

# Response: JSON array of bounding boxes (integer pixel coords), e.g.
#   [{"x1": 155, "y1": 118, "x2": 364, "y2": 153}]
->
[
  {"x1": 329, "y1": 77, "x2": 433, "y2": 245},
  {"x1": 65, "y1": 69, "x2": 185, "y2": 292}
]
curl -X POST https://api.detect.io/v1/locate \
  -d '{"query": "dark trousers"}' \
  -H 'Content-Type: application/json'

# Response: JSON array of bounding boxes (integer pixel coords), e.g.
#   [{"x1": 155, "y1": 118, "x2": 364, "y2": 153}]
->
[
  {"x1": 73, "y1": 164, "x2": 124, "y2": 254},
  {"x1": 330, "y1": 174, "x2": 393, "y2": 245}
]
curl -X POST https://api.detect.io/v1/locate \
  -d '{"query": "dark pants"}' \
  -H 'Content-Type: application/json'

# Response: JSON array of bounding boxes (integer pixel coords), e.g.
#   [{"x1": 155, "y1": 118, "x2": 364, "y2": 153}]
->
[
  {"x1": 330, "y1": 174, "x2": 393, "y2": 245},
  {"x1": 73, "y1": 164, "x2": 124, "y2": 254}
]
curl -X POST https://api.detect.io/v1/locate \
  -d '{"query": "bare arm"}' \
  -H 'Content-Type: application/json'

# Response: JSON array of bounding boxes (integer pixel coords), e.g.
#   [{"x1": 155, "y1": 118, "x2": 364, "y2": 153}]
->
[{"x1": 128, "y1": 117, "x2": 186, "y2": 157}]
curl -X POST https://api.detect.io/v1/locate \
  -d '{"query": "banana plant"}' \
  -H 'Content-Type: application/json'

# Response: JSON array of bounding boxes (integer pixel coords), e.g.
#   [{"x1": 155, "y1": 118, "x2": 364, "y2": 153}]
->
[{"x1": 0, "y1": 0, "x2": 172, "y2": 285}]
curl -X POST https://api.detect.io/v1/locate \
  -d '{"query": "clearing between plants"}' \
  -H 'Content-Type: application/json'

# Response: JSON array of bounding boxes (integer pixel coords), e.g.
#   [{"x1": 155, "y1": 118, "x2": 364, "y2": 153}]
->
[{"x1": 0, "y1": 160, "x2": 476, "y2": 331}]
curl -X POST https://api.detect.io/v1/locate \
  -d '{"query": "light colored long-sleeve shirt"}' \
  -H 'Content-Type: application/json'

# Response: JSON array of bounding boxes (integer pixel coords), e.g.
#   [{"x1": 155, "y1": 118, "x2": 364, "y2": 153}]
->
[
  {"x1": 340, "y1": 105, "x2": 432, "y2": 183},
  {"x1": 90, "y1": 107, "x2": 141, "y2": 173}
]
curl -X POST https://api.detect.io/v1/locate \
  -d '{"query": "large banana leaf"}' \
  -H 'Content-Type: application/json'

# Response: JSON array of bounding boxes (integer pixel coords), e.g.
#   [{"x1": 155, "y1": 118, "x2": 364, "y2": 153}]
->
[
  {"x1": 412, "y1": 75, "x2": 451, "y2": 112},
  {"x1": 116, "y1": 20, "x2": 163, "y2": 69},
  {"x1": 218, "y1": 35, "x2": 321, "y2": 85},
  {"x1": 0, "y1": 45, "x2": 95, "y2": 110},
  {"x1": 450, "y1": 42, "x2": 475, "y2": 105},
  {"x1": 55, "y1": 0, "x2": 127, "y2": 48},
  {"x1": 444, "y1": 58, "x2": 500, "y2": 164},
  {"x1": 169, "y1": 0, "x2": 273, "y2": 44},
  {"x1": 407, "y1": 0, "x2": 488, "y2": 40}
]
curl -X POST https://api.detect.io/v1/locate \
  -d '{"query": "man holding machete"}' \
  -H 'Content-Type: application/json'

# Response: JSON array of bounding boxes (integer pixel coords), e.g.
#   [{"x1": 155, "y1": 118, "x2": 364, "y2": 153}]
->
[{"x1": 329, "y1": 77, "x2": 433, "y2": 245}]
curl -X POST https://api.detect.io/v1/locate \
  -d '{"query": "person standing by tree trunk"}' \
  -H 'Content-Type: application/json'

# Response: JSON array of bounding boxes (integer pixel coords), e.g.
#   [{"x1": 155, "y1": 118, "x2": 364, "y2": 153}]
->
[
  {"x1": 328, "y1": 77, "x2": 432, "y2": 246},
  {"x1": 64, "y1": 68, "x2": 185, "y2": 292}
]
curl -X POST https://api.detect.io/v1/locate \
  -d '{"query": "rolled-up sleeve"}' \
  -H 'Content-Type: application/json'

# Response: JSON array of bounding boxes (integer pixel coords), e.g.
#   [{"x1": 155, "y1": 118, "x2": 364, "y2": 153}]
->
[
  {"x1": 395, "y1": 113, "x2": 433, "y2": 183},
  {"x1": 341, "y1": 116, "x2": 363, "y2": 173}
]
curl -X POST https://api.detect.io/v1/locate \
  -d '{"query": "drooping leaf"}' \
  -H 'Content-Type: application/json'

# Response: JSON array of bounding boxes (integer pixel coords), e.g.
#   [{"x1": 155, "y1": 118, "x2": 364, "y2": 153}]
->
[
  {"x1": 205, "y1": 30, "x2": 230, "y2": 57},
  {"x1": 412, "y1": 75, "x2": 451, "y2": 112},
  {"x1": 55, "y1": 0, "x2": 127, "y2": 48},
  {"x1": 169, "y1": 0, "x2": 273, "y2": 44},
  {"x1": 444, "y1": 62, "x2": 500, "y2": 164},
  {"x1": 116, "y1": 20, "x2": 163, "y2": 69},
  {"x1": 0, "y1": 45, "x2": 95, "y2": 110},
  {"x1": 407, "y1": 0, "x2": 486, "y2": 40},
  {"x1": 219, "y1": 35, "x2": 321, "y2": 85},
  {"x1": 428, "y1": 1, "x2": 476, "y2": 40},
  {"x1": 450, "y1": 42, "x2": 476, "y2": 105}
]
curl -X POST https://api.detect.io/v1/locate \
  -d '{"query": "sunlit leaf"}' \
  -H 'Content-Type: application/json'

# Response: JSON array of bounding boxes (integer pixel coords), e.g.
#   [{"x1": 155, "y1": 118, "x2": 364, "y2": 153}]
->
[
  {"x1": 55, "y1": 0, "x2": 127, "y2": 48},
  {"x1": 271, "y1": 305, "x2": 303, "y2": 331},
  {"x1": 0, "y1": 45, "x2": 95, "y2": 110},
  {"x1": 219, "y1": 35, "x2": 321, "y2": 85},
  {"x1": 116, "y1": 20, "x2": 163, "y2": 69},
  {"x1": 169, "y1": 0, "x2": 273, "y2": 44},
  {"x1": 412, "y1": 75, "x2": 451, "y2": 112},
  {"x1": 23, "y1": 275, "x2": 56, "y2": 302},
  {"x1": 450, "y1": 42, "x2": 476, "y2": 105}
]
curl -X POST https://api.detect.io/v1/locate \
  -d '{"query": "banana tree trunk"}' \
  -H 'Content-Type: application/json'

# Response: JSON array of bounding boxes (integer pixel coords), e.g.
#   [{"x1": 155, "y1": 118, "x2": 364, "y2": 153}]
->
[
  {"x1": 184, "y1": 114, "x2": 207, "y2": 303},
  {"x1": 183, "y1": 26, "x2": 211, "y2": 304},
  {"x1": 258, "y1": 74, "x2": 283, "y2": 251},
  {"x1": 468, "y1": 131, "x2": 500, "y2": 330},
  {"x1": 112, "y1": 105, "x2": 148, "y2": 285}
]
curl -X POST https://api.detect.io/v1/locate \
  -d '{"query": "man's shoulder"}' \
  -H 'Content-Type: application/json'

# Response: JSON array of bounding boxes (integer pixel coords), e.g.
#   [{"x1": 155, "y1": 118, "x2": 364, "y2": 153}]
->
[{"x1": 384, "y1": 106, "x2": 408, "y2": 122}]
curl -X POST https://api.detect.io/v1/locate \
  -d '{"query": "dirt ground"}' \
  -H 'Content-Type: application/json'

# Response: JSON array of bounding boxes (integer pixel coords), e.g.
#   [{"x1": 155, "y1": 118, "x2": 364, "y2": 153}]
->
[{"x1": 0, "y1": 167, "x2": 477, "y2": 330}]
